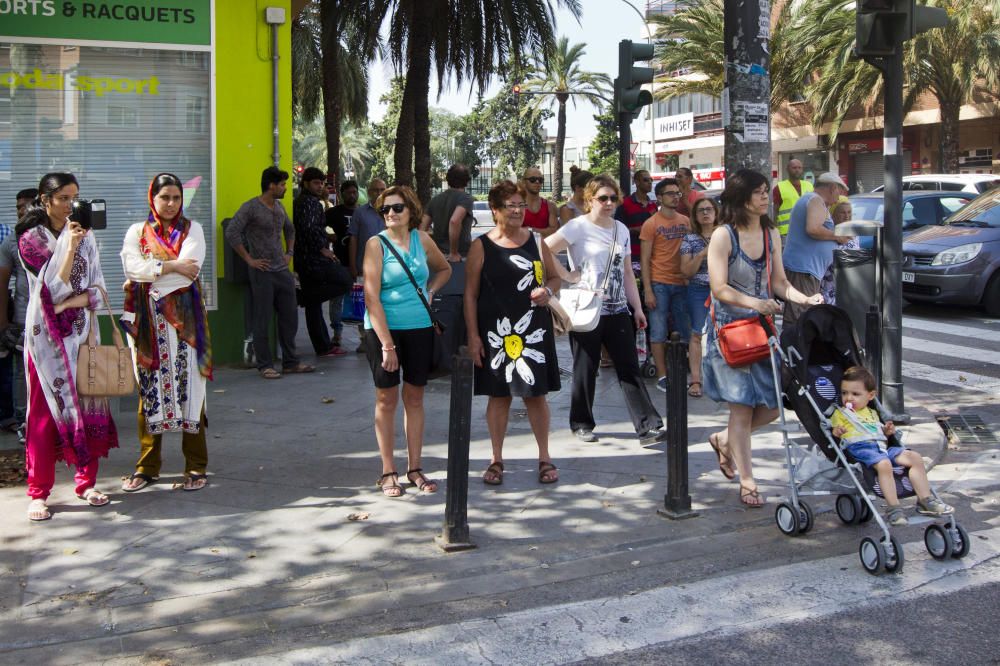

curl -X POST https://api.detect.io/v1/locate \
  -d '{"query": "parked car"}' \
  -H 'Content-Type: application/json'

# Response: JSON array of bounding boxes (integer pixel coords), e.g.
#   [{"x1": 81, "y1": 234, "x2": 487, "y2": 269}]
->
[
  {"x1": 848, "y1": 191, "x2": 975, "y2": 248},
  {"x1": 900, "y1": 187, "x2": 1000, "y2": 316},
  {"x1": 871, "y1": 173, "x2": 999, "y2": 195},
  {"x1": 471, "y1": 200, "x2": 495, "y2": 239}
]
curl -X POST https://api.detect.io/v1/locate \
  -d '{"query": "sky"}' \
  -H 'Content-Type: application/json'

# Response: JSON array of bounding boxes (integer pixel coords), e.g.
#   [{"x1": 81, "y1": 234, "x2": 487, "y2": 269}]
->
[{"x1": 364, "y1": 0, "x2": 651, "y2": 141}]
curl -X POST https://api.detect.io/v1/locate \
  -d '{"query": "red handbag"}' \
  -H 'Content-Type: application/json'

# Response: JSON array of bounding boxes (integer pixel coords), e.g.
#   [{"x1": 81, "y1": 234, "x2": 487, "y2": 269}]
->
[{"x1": 711, "y1": 229, "x2": 774, "y2": 367}]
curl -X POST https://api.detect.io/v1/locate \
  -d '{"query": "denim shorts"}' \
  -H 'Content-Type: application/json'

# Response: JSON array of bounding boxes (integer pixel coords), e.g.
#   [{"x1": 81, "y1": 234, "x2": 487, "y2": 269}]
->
[
  {"x1": 701, "y1": 328, "x2": 778, "y2": 409},
  {"x1": 648, "y1": 282, "x2": 691, "y2": 344},
  {"x1": 686, "y1": 282, "x2": 710, "y2": 337},
  {"x1": 845, "y1": 441, "x2": 905, "y2": 468}
]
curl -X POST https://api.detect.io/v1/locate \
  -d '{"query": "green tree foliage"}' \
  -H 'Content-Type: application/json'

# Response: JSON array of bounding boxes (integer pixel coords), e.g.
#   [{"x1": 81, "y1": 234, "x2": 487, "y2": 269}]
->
[
  {"x1": 368, "y1": 77, "x2": 406, "y2": 183},
  {"x1": 429, "y1": 108, "x2": 483, "y2": 188},
  {"x1": 293, "y1": 119, "x2": 373, "y2": 181},
  {"x1": 587, "y1": 108, "x2": 620, "y2": 178},
  {"x1": 471, "y1": 88, "x2": 551, "y2": 181},
  {"x1": 520, "y1": 37, "x2": 611, "y2": 199}
]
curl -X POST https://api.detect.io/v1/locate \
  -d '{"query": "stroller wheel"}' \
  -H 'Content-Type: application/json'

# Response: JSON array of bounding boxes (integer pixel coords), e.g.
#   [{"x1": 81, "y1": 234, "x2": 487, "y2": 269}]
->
[
  {"x1": 642, "y1": 362, "x2": 657, "y2": 379},
  {"x1": 775, "y1": 502, "x2": 801, "y2": 536},
  {"x1": 859, "y1": 537, "x2": 883, "y2": 575},
  {"x1": 882, "y1": 535, "x2": 904, "y2": 574},
  {"x1": 836, "y1": 494, "x2": 862, "y2": 525},
  {"x1": 798, "y1": 500, "x2": 814, "y2": 534},
  {"x1": 950, "y1": 523, "x2": 970, "y2": 559},
  {"x1": 859, "y1": 501, "x2": 874, "y2": 523},
  {"x1": 924, "y1": 524, "x2": 953, "y2": 560}
]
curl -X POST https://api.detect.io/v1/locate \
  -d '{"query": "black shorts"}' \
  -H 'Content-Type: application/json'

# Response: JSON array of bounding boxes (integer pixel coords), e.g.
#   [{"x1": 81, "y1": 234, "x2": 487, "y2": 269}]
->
[{"x1": 364, "y1": 326, "x2": 435, "y2": 388}]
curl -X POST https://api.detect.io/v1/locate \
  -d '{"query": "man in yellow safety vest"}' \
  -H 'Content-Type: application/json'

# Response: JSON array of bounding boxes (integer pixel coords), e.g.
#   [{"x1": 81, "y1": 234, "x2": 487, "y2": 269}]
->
[{"x1": 773, "y1": 159, "x2": 813, "y2": 237}]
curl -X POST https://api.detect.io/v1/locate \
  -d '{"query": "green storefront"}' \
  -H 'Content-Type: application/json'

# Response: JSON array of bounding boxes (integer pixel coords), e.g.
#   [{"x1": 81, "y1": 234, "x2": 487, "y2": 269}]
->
[{"x1": 0, "y1": 0, "x2": 294, "y2": 364}]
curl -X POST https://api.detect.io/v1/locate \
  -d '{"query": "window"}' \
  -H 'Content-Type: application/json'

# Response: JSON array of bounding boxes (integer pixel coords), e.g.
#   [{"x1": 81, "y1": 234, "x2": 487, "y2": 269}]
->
[
  {"x1": 0, "y1": 43, "x2": 214, "y2": 308},
  {"x1": 940, "y1": 196, "x2": 971, "y2": 216}
]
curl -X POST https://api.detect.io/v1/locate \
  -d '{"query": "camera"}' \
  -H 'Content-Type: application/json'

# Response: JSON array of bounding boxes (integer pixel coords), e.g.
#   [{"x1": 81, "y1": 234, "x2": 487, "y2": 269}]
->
[{"x1": 69, "y1": 198, "x2": 107, "y2": 230}]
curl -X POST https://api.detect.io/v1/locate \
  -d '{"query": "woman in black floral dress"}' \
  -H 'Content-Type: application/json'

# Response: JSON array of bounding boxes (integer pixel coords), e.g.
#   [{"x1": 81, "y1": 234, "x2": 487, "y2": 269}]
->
[{"x1": 464, "y1": 180, "x2": 563, "y2": 485}]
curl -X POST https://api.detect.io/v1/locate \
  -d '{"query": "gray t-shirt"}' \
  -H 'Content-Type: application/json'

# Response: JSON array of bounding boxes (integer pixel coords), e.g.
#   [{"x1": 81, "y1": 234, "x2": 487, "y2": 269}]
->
[
  {"x1": 347, "y1": 203, "x2": 385, "y2": 268},
  {"x1": 224, "y1": 197, "x2": 294, "y2": 272},
  {"x1": 427, "y1": 188, "x2": 474, "y2": 256},
  {"x1": 0, "y1": 231, "x2": 28, "y2": 325}
]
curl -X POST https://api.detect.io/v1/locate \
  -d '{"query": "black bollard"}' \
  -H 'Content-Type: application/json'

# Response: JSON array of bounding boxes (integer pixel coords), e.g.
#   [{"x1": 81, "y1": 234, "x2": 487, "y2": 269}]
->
[
  {"x1": 658, "y1": 332, "x2": 698, "y2": 520},
  {"x1": 435, "y1": 347, "x2": 477, "y2": 552},
  {"x1": 864, "y1": 305, "x2": 881, "y2": 387}
]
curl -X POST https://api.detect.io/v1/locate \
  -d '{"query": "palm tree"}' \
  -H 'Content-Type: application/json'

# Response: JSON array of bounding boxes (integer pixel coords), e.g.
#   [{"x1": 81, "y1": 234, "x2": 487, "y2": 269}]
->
[
  {"x1": 793, "y1": 0, "x2": 1000, "y2": 172},
  {"x1": 369, "y1": 0, "x2": 582, "y2": 203},
  {"x1": 649, "y1": 0, "x2": 798, "y2": 108},
  {"x1": 293, "y1": 118, "x2": 373, "y2": 174},
  {"x1": 291, "y1": 1, "x2": 375, "y2": 180},
  {"x1": 521, "y1": 37, "x2": 611, "y2": 200}
]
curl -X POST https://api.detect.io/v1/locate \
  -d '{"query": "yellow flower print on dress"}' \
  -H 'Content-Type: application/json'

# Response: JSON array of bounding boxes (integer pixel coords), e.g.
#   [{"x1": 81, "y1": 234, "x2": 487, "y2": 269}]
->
[
  {"x1": 509, "y1": 254, "x2": 543, "y2": 292},
  {"x1": 486, "y1": 310, "x2": 547, "y2": 384}
]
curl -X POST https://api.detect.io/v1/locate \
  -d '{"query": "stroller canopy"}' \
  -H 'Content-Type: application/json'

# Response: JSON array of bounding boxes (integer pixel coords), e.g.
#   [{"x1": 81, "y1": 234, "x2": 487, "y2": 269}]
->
[{"x1": 779, "y1": 305, "x2": 863, "y2": 386}]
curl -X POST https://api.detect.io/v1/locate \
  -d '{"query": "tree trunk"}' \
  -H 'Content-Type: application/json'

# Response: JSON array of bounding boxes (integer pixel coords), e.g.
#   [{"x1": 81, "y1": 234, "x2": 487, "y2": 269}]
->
[
  {"x1": 938, "y1": 98, "x2": 961, "y2": 174},
  {"x1": 394, "y1": 2, "x2": 434, "y2": 192},
  {"x1": 553, "y1": 95, "x2": 568, "y2": 201},
  {"x1": 320, "y1": 0, "x2": 341, "y2": 182}
]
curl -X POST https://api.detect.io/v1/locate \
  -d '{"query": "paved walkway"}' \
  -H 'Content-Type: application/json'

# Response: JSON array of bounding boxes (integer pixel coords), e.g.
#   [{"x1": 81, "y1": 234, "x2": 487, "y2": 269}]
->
[{"x1": 0, "y1": 320, "x2": 949, "y2": 663}]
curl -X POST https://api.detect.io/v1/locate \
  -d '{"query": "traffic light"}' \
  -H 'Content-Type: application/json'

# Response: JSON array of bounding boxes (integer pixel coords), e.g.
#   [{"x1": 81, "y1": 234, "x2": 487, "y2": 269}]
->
[
  {"x1": 512, "y1": 83, "x2": 521, "y2": 110},
  {"x1": 855, "y1": 0, "x2": 948, "y2": 59},
  {"x1": 616, "y1": 39, "x2": 654, "y2": 119}
]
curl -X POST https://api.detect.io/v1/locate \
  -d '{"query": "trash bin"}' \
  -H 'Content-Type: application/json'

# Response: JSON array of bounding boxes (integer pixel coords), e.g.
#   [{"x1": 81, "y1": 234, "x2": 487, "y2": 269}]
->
[{"x1": 833, "y1": 219, "x2": 882, "y2": 341}]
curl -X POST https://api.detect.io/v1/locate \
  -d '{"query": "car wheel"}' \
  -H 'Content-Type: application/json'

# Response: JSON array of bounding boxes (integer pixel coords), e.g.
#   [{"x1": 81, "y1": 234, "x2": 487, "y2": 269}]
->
[{"x1": 983, "y1": 272, "x2": 1000, "y2": 318}]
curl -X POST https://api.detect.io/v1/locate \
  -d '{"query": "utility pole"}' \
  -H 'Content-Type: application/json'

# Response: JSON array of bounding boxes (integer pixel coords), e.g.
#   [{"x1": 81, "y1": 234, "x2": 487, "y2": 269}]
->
[
  {"x1": 855, "y1": 0, "x2": 947, "y2": 417},
  {"x1": 722, "y1": 0, "x2": 771, "y2": 175}
]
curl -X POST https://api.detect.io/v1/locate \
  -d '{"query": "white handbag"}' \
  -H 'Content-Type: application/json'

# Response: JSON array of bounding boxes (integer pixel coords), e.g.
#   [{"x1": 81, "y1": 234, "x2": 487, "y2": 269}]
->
[{"x1": 559, "y1": 225, "x2": 619, "y2": 333}]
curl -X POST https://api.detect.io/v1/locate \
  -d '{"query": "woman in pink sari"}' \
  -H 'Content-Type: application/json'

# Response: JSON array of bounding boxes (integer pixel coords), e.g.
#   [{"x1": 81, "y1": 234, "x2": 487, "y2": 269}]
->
[{"x1": 17, "y1": 172, "x2": 118, "y2": 521}]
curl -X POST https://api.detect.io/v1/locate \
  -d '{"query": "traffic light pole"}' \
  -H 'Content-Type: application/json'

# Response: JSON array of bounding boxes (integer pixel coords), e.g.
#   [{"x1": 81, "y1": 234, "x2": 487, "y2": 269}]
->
[
  {"x1": 722, "y1": 0, "x2": 771, "y2": 175},
  {"x1": 618, "y1": 110, "x2": 632, "y2": 195},
  {"x1": 880, "y1": 53, "x2": 907, "y2": 419}
]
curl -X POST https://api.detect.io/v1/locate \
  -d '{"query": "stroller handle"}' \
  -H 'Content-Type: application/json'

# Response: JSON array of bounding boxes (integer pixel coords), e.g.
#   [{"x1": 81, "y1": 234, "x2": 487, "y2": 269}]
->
[{"x1": 758, "y1": 314, "x2": 777, "y2": 338}]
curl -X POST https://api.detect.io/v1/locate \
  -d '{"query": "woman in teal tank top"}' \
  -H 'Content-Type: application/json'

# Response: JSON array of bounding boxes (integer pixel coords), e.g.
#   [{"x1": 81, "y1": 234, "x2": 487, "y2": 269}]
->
[{"x1": 362, "y1": 185, "x2": 451, "y2": 499}]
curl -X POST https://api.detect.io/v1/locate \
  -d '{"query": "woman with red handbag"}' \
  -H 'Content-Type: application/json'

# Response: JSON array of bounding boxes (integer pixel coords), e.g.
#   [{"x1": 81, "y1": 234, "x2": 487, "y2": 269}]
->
[{"x1": 702, "y1": 170, "x2": 822, "y2": 508}]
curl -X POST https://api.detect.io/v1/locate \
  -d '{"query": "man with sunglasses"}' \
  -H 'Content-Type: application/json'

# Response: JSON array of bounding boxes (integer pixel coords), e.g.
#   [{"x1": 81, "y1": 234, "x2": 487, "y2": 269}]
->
[
  {"x1": 639, "y1": 178, "x2": 692, "y2": 392},
  {"x1": 614, "y1": 169, "x2": 658, "y2": 267},
  {"x1": 422, "y1": 164, "x2": 475, "y2": 263},
  {"x1": 521, "y1": 167, "x2": 558, "y2": 237}
]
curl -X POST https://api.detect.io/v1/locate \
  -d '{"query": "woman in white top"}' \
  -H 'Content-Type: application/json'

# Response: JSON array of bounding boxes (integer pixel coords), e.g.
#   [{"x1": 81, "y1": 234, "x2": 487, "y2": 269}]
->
[
  {"x1": 546, "y1": 175, "x2": 666, "y2": 446},
  {"x1": 120, "y1": 173, "x2": 212, "y2": 493}
]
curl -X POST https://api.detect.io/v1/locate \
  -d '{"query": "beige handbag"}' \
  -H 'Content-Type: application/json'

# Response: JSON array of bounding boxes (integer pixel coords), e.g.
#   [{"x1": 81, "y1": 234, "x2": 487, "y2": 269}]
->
[{"x1": 76, "y1": 285, "x2": 136, "y2": 397}]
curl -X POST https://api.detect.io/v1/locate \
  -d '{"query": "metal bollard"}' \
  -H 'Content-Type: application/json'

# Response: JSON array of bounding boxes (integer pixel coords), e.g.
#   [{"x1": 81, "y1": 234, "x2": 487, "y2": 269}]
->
[
  {"x1": 435, "y1": 347, "x2": 477, "y2": 552},
  {"x1": 658, "y1": 332, "x2": 698, "y2": 520},
  {"x1": 864, "y1": 305, "x2": 881, "y2": 387}
]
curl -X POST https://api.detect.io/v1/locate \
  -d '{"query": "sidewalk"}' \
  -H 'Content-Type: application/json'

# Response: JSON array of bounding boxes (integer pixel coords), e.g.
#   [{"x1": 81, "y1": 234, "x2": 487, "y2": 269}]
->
[{"x1": 0, "y1": 320, "x2": 948, "y2": 663}]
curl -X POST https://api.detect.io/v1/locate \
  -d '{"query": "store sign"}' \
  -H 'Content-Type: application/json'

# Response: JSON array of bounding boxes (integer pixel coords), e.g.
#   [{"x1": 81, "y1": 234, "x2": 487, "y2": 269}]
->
[
  {"x1": 0, "y1": 0, "x2": 211, "y2": 46},
  {"x1": 656, "y1": 113, "x2": 695, "y2": 140}
]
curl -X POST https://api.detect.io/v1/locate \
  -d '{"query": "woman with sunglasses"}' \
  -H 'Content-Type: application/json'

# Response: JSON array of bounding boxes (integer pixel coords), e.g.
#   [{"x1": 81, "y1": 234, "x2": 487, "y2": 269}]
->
[
  {"x1": 546, "y1": 175, "x2": 666, "y2": 446},
  {"x1": 520, "y1": 167, "x2": 558, "y2": 237},
  {"x1": 17, "y1": 172, "x2": 118, "y2": 521},
  {"x1": 465, "y1": 180, "x2": 563, "y2": 486},
  {"x1": 679, "y1": 196, "x2": 721, "y2": 398},
  {"x1": 703, "y1": 170, "x2": 822, "y2": 508},
  {"x1": 362, "y1": 185, "x2": 451, "y2": 498}
]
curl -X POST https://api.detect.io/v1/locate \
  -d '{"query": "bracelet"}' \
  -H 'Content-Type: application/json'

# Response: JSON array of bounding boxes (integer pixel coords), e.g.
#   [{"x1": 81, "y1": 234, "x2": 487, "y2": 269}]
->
[
  {"x1": 543, "y1": 286, "x2": 554, "y2": 297},
  {"x1": 382, "y1": 345, "x2": 396, "y2": 352}
]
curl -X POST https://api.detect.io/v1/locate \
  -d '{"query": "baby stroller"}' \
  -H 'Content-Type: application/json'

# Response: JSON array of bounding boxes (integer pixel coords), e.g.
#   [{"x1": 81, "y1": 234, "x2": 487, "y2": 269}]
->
[{"x1": 762, "y1": 305, "x2": 969, "y2": 575}]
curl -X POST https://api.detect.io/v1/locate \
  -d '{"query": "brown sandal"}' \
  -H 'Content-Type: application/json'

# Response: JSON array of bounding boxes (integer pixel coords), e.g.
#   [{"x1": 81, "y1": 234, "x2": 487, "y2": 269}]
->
[
  {"x1": 740, "y1": 486, "x2": 764, "y2": 508},
  {"x1": 377, "y1": 472, "x2": 404, "y2": 498},
  {"x1": 406, "y1": 468, "x2": 437, "y2": 493},
  {"x1": 709, "y1": 433, "x2": 736, "y2": 481},
  {"x1": 283, "y1": 363, "x2": 315, "y2": 374},
  {"x1": 483, "y1": 461, "x2": 504, "y2": 485},
  {"x1": 538, "y1": 461, "x2": 559, "y2": 484},
  {"x1": 259, "y1": 367, "x2": 281, "y2": 379}
]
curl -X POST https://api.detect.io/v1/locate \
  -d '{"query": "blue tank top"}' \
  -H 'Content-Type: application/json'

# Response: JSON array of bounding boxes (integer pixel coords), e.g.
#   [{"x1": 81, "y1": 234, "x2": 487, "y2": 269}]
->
[
  {"x1": 364, "y1": 229, "x2": 433, "y2": 330},
  {"x1": 782, "y1": 192, "x2": 837, "y2": 280}
]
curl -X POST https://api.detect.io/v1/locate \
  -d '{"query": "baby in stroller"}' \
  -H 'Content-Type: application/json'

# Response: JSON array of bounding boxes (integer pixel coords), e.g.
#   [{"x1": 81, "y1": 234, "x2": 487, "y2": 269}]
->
[{"x1": 831, "y1": 366, "x2": 953, "y2": 526}]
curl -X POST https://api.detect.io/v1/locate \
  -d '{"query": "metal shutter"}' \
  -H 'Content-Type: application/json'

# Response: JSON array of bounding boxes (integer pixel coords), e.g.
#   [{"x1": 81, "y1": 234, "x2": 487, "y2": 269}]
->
[
  {"x1": 854, "y1": 151, "x2": 912, "y2": 193},
  {"x1": 0, "y1": 43, "x2": 214, "y2": 309}
]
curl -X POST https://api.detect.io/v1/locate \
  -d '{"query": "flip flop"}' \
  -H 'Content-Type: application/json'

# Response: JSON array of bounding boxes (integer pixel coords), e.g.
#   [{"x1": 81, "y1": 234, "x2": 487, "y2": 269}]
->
[
  {"x1": 182, "y1": 473, "x2": 208, "y2": 491},
  {"x1": 78, "y1": 487, "x2": 110, "y2": 507},
  {"x1": 483, "y1": 461, "x2": 504, "y2": 486},
  {"x1": 709, "y1": 433, "x2": 736, "y2": 480},
  {"x1": 687, "y1": 381, "x2": 703, "y2": 398},
  {"x1": 538, "y1": 461, "x2": 559, "y2": 484},
  {"x1": 740, "y1": 486, "x2": 764, "y2": 508},
  {"x1": 283, "y1": 363, "x2": 316, "y2": 374},
  {"x1": 259, "y1": 367, "x2": 282, "y2": 379},
  {"x1": 122, "y1": 472, "x2": 158, "y2": 492}
]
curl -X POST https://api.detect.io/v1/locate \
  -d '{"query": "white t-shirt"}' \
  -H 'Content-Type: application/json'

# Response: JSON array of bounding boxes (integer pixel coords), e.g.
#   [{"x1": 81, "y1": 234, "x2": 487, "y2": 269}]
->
[{"x1": 555, "y1": 216, "x2": 631, "y2": 315}]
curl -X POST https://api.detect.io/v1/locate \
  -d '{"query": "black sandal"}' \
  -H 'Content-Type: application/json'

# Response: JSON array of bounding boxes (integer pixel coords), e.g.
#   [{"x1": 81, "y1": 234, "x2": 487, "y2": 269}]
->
[
  {"x1": 406, "y1": 468, "x2": 437, "y2": 493},
  {"x1": 182, "y1": 473, "x2": 208, "y2": 492},
  {"x1": 122, "y1": 472, "x2": 158, "y2": 492},
  {"x1": 377, "y1": 472, "x2": 405, "y2": 498}
]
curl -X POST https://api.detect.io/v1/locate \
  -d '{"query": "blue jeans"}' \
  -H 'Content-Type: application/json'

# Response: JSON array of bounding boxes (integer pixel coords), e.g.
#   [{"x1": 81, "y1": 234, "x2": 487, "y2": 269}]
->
[
  {"x1": 648, "y1": 282, "x2": 691, "y2": 343},
  {"x1": 328, "y1": 295, "x2": 345, "y2": 336},
  {"x1": 686, "y1": 282, "x2": 711, "y2": 337}
]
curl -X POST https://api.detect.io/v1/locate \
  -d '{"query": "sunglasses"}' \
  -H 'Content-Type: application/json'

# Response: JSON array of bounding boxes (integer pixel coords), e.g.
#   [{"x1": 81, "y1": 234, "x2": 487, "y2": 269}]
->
[
  {"x1": 595, "y1": 194, "x2": 620, "y2": 204},
  {"x1": 525, "y1": 177, "x2": 544, "y2": 184},
  {"x1": 379, "y1": 203, "x2": 407, "y2": 215}
]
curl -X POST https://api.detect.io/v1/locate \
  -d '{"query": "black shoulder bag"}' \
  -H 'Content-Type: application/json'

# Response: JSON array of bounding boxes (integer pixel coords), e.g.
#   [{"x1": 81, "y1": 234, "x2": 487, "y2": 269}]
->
[{"x1": 377, "y1": 235, "x2": 449, "y2": 378}]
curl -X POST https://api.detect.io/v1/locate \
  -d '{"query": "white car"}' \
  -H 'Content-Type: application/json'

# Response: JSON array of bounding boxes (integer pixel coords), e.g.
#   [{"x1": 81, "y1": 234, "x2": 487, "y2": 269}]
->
[
  {"x1": 871, "y1": 174, "x2": 1000, "y2": 195},
  {"x1": 471, "y1": 200, "x2": 495, "y2": 238}
]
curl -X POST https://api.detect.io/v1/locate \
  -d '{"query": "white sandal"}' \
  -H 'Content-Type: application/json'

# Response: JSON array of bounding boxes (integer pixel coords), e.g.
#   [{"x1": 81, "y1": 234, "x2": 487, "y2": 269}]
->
[
  {"x1": 78, "y1": 487, "x2": 110, "y2": 507},
  {"x1": 28, "y1": 499, "x2": 51, "y2": 521}
]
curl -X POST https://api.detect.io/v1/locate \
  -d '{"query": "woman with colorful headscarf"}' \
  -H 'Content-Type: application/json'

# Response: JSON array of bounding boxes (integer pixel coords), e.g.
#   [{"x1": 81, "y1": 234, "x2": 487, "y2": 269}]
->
[
  {"x1": 17, "y1": 172, "x2": 118, "y2": 521},
  {"x1": 120, "y1": 173, "x2": 212, "y2": 492}
]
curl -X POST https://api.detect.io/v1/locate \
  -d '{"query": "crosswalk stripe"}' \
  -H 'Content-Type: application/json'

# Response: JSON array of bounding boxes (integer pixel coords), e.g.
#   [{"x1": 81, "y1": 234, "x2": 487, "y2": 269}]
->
[
  {"x1": 903, "y1": 317, "x2": 1000, "y2": 344},
  {"x1": 902, "y1": 360, "x2": 1000, "y2": 395},
  {"x1": 902, "y1": 336, "x2": 1000, "y2": 366},
  {"x1": 241, "y1": 527, "x2": 1000, "y2": 665}
]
